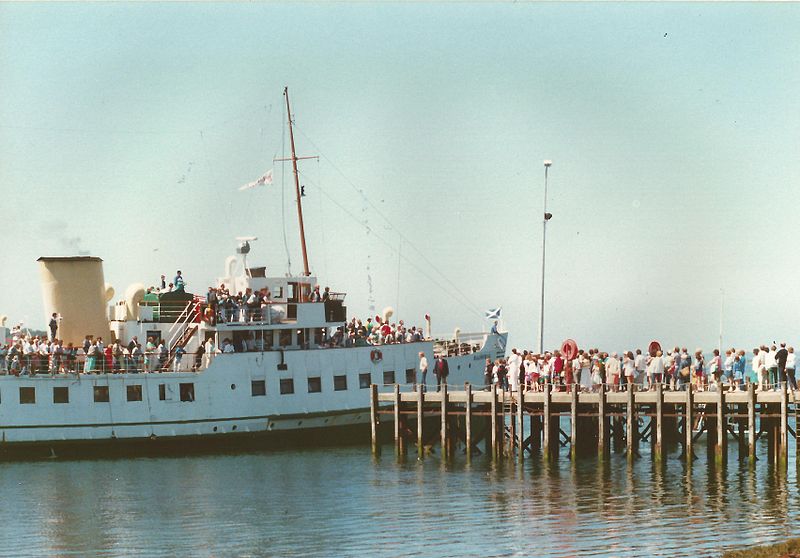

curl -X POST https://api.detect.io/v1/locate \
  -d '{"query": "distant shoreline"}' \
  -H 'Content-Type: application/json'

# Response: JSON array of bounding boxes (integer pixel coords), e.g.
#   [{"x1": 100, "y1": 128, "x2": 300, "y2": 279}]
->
[{"x1": 722, "y1": 539, "x2": 800, "y2": 558}]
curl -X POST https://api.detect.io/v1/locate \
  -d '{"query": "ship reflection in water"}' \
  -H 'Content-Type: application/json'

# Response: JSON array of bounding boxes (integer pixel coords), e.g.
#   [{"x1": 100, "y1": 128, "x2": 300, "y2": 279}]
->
[{"x1": 2, "y1": 444, "x2": 796, "y2": 557}]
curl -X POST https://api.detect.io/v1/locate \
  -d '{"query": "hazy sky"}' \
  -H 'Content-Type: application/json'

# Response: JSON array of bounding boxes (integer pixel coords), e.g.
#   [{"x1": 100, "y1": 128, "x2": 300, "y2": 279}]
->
[{"x1": 1, "y1": 3, "x2": 799, "y2": 352}]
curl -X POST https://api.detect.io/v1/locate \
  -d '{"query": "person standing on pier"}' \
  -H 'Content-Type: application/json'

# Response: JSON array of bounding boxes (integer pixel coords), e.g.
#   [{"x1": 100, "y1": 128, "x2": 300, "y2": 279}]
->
[
  {"x1": 786, "y1": 347, "x2": 796, "y2": 392},
  {"x1": 775, "y1": 343, "x2": 788, "y2": 386},
  {"x1": 606, "y1": 352, "x2": 621, "y2": 392},
  {"x1": 508, "y1": 349, "x2": 522, "y2": 392},
  {"x1": 418, "y1": 352, "x2": 428, "y2": 392},
  {"x1": 484, "y1": 357, "x2": 493, "y2": 390},
  {"x1": 634, "y1": 349, "x2": 646, "y2": 387},
  {"x1": 623, "y1": 351, "x2": 636, "y2": 390},
  {"x1": 764, "y1": 345, "x2": 778, "y2": 389},
  {"x1": 433, "y1": 355, "x2": 449, "y2": 392},
  {"x1": 752, "y1": 347, "x2": 765, "y2": 390}
]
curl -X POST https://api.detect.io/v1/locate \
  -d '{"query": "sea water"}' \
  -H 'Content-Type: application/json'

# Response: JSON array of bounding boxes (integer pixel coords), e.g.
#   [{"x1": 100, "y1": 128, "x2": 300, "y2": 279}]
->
[{"x1": 0, "y1": 441, "x2": 796, "y2": 557}]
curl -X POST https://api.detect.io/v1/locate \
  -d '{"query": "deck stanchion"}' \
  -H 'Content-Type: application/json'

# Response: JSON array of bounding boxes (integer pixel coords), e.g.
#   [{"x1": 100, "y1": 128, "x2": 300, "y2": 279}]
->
[
  {"x1": 543, "y1": 382, "x2": 552, "y2": 459},
  {"x1": 440, "y1": 383, "x2": 448, "y2": 457},
  {"x1": 417, "y1": 384, "x2": 424, "y2": 458},
  {"x1": 748, "y1": 382, "x2": 756, "y2": 463},
  {"x1": 370, "y1": 384, "x2": 379, "y2": 456},
  {"x1": 570, "y1": 383, "x2": 578, "y2": 460},
  {"x1": 685, "y1": 384, "x2": 693, "y2": 463},
  {"x1": 655, "y1": 382, "x2": 663, "y2": 461},
  {"x1": 490, "y1": 384, "x2": 498, "y2": 458},
  {"x1": 465, "y1": 383, "x2": 473, "y2": 459},
  {"x1": 716, "y1": 386, "x2": 725, "y2": 464},
  {"x1": 598, "y1": 384, "x2": 607, "y2": 456}
]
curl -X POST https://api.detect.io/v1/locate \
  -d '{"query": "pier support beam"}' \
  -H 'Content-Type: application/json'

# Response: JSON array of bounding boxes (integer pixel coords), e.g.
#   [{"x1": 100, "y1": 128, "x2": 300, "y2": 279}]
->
[
  {"x1": 654, "y1": 382, "x2": 663, "y2": 461},
  {"x1": 685, "y1": 384, "x2": 694, "y2": 463},
  {"x1": 570, "y1": 383, "x2": 578, "y2": 461},
  {"x1": 490, "y1": 384, "x2": 498, "y2": 458},
  {"x1": 543, "y1": 383, "x2": 552, "y2": 459},
  {"x1": 626, "y1": 384, "x2": 636, "y2": 460},
  {"x1": 370, "y1": 384, "x2": 379, "y2": 456},
  {"x1": 747, "y1": 382, "x2": 756, "y2": 463},
  {"x1": 517, "y1": 391, "x2": 524, "y2": 463},
  {"x1": 417, "y1": 384, "x2": 424, "y2": 459},
  {"x1": 780, "y1": 381, "x2": 788, "y2": 466},
  {"x1": 715, "y1": 387, "x2": 726, "y2": 465},
  {"x1": 394, "y1": 384, "x2": 402, "y2": 455},
  {"x1": 598, "y1": 384, "x2": 607, "y2": 457},
  {"x1": 465, "y1": 383, "x2": 472, "y2": 460},
  {"x1": 440, "y1": 383, "x2": 448, "y2": 457}
]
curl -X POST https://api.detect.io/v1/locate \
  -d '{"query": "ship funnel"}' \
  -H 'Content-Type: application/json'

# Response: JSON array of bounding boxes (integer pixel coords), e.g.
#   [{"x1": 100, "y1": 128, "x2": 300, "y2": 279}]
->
[{"x1": 38, "y1": 256, "x2": 111, "y2": 345}]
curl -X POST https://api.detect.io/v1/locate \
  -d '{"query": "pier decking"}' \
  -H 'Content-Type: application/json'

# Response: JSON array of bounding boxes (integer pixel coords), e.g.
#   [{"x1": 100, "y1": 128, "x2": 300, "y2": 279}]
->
[{"x1": 370, "y1": 383, "x2": 799, "y2": 465}]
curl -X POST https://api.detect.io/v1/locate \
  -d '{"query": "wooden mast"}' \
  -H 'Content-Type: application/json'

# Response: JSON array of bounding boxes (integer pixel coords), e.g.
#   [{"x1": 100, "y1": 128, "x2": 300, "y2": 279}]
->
[{"x1": 279, "y1": 86, "x2": 316, "y2": 277}]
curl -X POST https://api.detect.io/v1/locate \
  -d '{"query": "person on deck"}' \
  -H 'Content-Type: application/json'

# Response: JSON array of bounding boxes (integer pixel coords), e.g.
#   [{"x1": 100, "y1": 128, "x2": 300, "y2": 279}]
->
[{"x1": 174, "y1": 271, "x2": 185, "y2": 292}]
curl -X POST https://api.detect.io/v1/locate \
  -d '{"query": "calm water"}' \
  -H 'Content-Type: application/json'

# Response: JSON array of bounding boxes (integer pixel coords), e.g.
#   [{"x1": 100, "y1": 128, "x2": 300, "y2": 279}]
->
[{"x1": 0, "y1": 441, "x2": 797, "y2": 557}]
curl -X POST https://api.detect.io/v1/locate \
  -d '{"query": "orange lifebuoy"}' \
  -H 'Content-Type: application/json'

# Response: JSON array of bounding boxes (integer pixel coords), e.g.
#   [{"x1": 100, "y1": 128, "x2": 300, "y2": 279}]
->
[{"x1": 370, "y1": 349, "x2": 383, "y2": 363}]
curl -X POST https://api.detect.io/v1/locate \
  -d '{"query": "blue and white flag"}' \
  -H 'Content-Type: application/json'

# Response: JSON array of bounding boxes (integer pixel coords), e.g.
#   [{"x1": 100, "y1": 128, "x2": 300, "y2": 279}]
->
[{"x1": 485, "y1": 307, "x2": 501, "y2": 320}]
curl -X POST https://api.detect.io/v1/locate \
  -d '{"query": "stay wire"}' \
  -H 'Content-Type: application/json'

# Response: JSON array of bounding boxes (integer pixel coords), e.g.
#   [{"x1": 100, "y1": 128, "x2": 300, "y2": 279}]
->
[{"x1": 293, "y1": 124, "x2": 484, "y2": 317}]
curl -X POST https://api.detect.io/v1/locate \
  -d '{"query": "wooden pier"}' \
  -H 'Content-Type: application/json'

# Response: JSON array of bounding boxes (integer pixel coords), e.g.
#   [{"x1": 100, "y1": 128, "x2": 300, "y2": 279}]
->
[{"x1": 370, "y1": 383, "x2": 799, "y2": 466}]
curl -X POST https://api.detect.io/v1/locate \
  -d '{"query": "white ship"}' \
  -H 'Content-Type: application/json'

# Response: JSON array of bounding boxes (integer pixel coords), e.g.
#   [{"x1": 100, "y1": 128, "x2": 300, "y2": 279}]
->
[{"x1": 0, "y1": 90, "x2": 507, "y2": 458}]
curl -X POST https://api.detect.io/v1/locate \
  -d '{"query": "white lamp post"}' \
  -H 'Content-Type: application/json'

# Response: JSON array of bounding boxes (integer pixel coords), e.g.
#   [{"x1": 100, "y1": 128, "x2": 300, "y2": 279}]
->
[{"x1": 538, "y1": 160, "x2": 553, "y2": 354}]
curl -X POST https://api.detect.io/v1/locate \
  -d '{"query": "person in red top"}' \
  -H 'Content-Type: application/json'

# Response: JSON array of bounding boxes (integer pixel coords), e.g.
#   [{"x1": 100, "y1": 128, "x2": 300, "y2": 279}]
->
[{"x1": 552, "y1": 351, "x2": 565, "y2": 390}]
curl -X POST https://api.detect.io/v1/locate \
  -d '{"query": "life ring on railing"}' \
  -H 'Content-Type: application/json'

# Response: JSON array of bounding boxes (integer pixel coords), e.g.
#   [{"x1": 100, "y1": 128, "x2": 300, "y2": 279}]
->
[{"x1": 370, "y1": 349, "x2": 383, "y2": 363}]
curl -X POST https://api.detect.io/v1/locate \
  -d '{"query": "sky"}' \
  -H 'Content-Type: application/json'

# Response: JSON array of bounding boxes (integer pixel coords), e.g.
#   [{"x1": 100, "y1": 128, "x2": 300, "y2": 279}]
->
[{"x1": 1, "y1": 2, "x2": 799, "y2": 353}]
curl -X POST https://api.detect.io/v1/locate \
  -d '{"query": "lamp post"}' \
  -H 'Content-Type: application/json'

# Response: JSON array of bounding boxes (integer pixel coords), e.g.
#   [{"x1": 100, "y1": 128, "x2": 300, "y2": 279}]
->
[{"x1": 538, "y1": 160, "x2": 553, "y2": 355}]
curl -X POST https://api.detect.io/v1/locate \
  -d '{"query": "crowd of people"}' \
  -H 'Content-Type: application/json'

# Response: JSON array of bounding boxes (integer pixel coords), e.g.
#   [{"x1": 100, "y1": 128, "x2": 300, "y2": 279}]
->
[
  {"x1": 334, "y1": 316, "x2": 426, "y2": 347},
  {"x1": 480, "y1": 344, "x2": 799, "y2": 393}
]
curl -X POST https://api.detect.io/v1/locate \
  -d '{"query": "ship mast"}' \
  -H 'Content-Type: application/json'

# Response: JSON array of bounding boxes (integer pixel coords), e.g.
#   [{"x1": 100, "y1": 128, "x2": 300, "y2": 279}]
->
[{"x1": 275, "y1": 87, "x2": 317, "y2": 277}]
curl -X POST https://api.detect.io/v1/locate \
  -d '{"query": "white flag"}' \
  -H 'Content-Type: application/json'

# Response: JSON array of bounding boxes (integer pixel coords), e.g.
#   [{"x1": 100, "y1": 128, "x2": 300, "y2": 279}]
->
[{"x1": 239, "y1": 168, "x2": 273, "y2": 191}]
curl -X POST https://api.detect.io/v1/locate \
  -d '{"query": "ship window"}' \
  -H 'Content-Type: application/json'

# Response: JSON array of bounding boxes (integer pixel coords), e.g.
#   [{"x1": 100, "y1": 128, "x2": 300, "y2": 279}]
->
[
  {"x1": 263, "y1": 330, "x2": 274, "y2": 349},
  {"x1": 333, "y1": 375, "x2": 347, "y2": 391},
  {"x1": 251, "y1": 380, "x2": 266, "y2": 396},
  {"x1": 158, "y1": 384, "x2": 167, "y2": 401},
  {"x1": 280, "y1": 379, "x2": 294, "y2": 395},
  {"x1": 19, "y1": 387, "x2": 35, "y2": 404},
  {"x1": 297, "y1": 329, "x2": 306, "y2": 347},
  {"x1": 383, "y1": 371, "x2": 396, "y2": 385},
  {"x1": 94, "y1": 386, "x2": 110, "y2": 403},
  {"x1": 127, "y1": 385, "x2": 143, "y2": 402},
  {"x1": 180, "y1": 383, "x2": 195, "y2": 402},
  {"x1": 53, "y1": 387, "x2": 69, "y2": 404},
  {"x1": 307, "y1": 377, "x2": 322, "y2": 393},
  {"x1": 279, "y1": 330, "x2": 292, "y2": 347},
  {"x1": 359, "y1": 373, "x2": 371, "y2": 389},
  {"x1": 405, "y1": 369, "x2": 416, "y2": 384}
]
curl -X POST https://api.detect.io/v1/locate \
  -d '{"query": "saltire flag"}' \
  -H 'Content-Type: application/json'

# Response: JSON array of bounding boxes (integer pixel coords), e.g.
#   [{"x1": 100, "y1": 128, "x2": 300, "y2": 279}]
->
[
  {"x1": 485, "y1": 307, "x2": 501, "y2": 320},
  {"x1": 239, "y1": 169, "x2": 273, "y2": 191}
]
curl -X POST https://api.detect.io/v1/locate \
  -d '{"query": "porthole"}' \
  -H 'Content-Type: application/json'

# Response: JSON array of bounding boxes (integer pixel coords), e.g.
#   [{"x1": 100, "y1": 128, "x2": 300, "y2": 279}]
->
[
  {"x1": 231, "y1": 384, "x2": 236, "y2": 390},
  {"x1": 297, "y1": 421, "x2": 302, "y2": 426},
  {"x1": 213, "y1": 426, "x2": 218, "y2": 432},
  {"x1": 232, "y1": 425, "x2": 237, "y2": 431}
]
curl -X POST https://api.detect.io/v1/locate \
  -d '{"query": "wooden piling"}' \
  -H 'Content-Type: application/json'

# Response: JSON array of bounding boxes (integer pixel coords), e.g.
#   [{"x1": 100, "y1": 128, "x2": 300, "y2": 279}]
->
[
  {"x1": 393, "y1": 384, "x2": 401, "y2": 454},
  {"x1": 715, "y1": 387, "x2": 725, "y2": 464},
  {"x1": 598, "y1": 384, "x2": 607, "y2": 456},
  {"x1": 747, "y1": 382, "x2": 756, "y2": 463},
  {"x1": 465, "y1": 383, "x2": 472, "y2": 459},
  {"x1": 517, "y1": 390, "x2": 524, "y2": 463},
  {"x1": 570, "y1": 383, "x2": 578, "y2": 460},
  {"x1": 370, "y1": 384, "x2": 379, "y2": 456},
  {"x1": 490, "y1": 383, "x2": 498, "y2": 458},
  {"x1": 543, "y1": 382, "x2": 552, "y2": 459},
  {"x1": 655, "y1": 382, "x2": 663, "y2": 461},
  {"x1": 440, "y1": 383, "x2": 448, "y2": 457},
  {"x1": 685, "y1": 384, "x2": 693, "y2": 463},
  {"x1": 416, "y1": 384, "x2": 424, "y2": 459},
  {"x1": 626, "y1": 384, "x2": 636, "y2": 459},
  {"x1": 780, "y1": 381, "x2": 788, "y2": 465}
]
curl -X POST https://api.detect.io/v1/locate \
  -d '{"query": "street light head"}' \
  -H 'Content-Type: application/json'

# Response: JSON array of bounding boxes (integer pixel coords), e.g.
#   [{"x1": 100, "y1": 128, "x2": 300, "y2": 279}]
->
[{"x1": 544, "y1": 160, "x2": 553, "y2": 167}]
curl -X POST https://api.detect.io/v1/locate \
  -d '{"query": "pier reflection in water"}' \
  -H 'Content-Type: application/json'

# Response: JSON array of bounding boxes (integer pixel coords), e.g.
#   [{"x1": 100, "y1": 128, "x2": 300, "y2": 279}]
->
[{"x1": 0, "y1": 445, "x2": 796, "y2": 557}]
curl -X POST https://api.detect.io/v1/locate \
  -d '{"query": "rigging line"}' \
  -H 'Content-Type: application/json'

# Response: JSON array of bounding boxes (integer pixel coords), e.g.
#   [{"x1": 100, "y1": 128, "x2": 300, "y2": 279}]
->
[
  {"x1": 298, "y1": 174, "x2": 483, "y2": 320},
  {"x1": 292, "y1": 124, "x2": 484, "y2": 316},
  {"x1": 296, "y1": 169, "x2": 484, "y2": 318}
]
